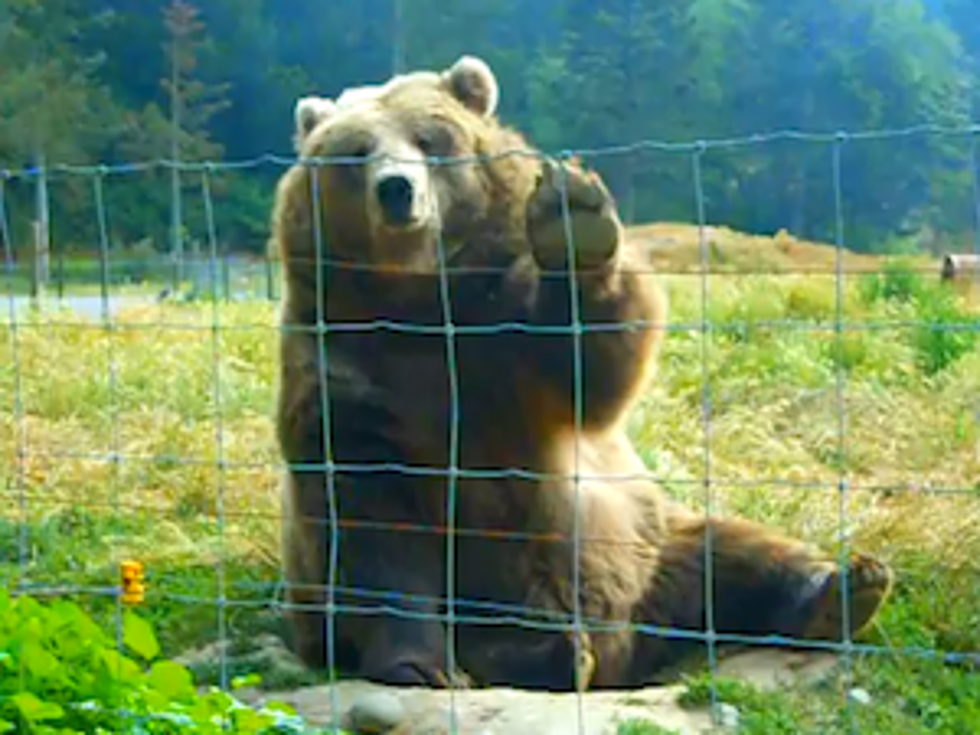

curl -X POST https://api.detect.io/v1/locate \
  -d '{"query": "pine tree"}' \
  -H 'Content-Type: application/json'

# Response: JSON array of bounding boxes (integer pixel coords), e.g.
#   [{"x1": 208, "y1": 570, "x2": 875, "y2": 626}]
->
[{"x1": 161, "y1": 0, "x2": 231, "y2": 292}]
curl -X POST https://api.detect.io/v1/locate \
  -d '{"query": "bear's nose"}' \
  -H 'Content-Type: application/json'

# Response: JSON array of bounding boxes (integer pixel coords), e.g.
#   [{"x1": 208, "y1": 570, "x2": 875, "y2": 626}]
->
[{"x1": 375, "y1": 175, "x2": 415, "y2": 225}]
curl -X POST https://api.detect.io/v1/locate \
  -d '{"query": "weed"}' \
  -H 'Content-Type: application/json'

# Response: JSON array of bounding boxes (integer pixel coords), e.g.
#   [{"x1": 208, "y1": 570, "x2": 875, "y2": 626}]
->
[
  {"x1": 616, "y1": 718, "x2": 683, "y2": 735},
  {"x1": 857, "y1": 257, "x2": 978, "y2": 375},
  {"x1": 859, "y1": 257, "x2": 926, "y2": 305},
  {"x1": 0, "y1": 590, "x2": 318, "y2": 733}
]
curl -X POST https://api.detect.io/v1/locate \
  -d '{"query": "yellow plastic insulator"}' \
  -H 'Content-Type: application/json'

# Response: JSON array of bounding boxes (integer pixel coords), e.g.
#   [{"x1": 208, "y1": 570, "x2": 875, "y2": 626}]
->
[{"x1": 120, "y1": 560, "x2": 146, "y2": 605}]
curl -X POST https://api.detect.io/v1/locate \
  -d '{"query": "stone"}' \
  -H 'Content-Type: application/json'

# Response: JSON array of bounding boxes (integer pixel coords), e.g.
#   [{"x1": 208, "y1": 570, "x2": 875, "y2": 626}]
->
[
  {"x1": 847, "y1": 687, "x2": 872, "y2": 706},
  {"x1": 347, "y1": 691, "x2": 407, "y2": 733},
  {"x1": 192, "y1": 640, "x2": 847, "y2": 735},
  {"x1": 716, "y1": 702, "x2": 740, "y2": 729}
]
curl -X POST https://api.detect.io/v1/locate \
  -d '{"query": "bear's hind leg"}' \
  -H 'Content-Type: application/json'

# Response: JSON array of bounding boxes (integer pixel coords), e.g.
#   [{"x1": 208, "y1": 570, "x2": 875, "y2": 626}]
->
[
  {"x1": 793, "y1": 552, "x2": 895, "y2": 642},
  {"x1": 629, "y1": 515, "x2": 894, "y2": 685}
]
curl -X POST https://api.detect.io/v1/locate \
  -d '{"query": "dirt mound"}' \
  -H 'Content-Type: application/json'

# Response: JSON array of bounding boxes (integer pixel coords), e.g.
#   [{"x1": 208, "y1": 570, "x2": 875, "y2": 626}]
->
[{"x1": 624, "y1": 222, "x2": 933, "y2": 276}]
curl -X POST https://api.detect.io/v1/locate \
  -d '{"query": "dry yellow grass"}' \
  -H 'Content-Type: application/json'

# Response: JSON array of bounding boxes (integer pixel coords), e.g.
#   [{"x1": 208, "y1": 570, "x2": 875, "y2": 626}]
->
[
  {"x1": 0, "y1": 223, "x2": 978, "y2": 729},
  {"x1": 628, "y1": 221, "x2": 930, "y2": 273}
]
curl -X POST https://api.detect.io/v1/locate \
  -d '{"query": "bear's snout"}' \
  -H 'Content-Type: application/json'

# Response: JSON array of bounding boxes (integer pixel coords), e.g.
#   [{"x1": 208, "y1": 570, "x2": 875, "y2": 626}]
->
[{"x1": 375, "y1": 174, "x2": 416, "y2": 226}]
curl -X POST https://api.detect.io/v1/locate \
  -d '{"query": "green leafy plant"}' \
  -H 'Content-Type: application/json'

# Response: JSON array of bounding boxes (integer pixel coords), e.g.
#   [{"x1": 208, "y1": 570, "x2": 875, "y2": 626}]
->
[
  {"x1": 857, "y1": 258, "x2": 977, "y2": 375},
  {"x1": 911, "y1": 284, "x2": 978, "y2": 376},
  {"x1": 616, "y1": 718, "x2": 683, "y2": 735},
  {"x1": 858, "y1": 258, "x2": 926, "y2": 305},
  {"x1": 0, "y1": 590, "x2": 310, "y2": 733}
]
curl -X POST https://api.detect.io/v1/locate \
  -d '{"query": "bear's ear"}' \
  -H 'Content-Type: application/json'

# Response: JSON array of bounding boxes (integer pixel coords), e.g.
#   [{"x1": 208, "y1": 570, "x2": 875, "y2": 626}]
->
[
  {"x1": 293, "y1": 96, "x2": 337, "y2": 150},
  {"x1": 442, "y1": 55, "x2": 499, "y2": 118}
]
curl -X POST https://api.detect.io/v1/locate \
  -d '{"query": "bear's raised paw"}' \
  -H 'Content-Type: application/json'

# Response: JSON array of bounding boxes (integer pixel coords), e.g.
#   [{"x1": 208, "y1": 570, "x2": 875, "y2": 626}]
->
[{"x1": 526, "y1": 157, "x2": 622, "y2": 272}]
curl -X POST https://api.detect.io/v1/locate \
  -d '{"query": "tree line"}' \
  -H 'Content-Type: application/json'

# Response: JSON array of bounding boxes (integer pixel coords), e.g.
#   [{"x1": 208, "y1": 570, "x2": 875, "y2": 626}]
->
[{"x1": 2, "y1": 0, "x2": 980, "y2": 262}]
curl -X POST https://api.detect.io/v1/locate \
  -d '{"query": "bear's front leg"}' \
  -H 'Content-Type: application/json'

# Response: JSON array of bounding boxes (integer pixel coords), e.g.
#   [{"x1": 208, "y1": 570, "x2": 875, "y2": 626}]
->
[
  {"x1": 357, "y1": 616, "x2": 473, "y2": 689},
  {"x1": 281, "y1": 470, "x2": 333, "y2": 670},
  {"x1": 521, "y1": 157, "x2": 667, "y2": 432}
]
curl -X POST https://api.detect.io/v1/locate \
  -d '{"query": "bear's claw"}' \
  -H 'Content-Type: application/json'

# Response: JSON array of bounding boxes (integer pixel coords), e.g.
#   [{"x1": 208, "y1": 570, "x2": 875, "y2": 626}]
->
[{"x1": 570, "y1": 629, "x2": 597, "y2": 693}]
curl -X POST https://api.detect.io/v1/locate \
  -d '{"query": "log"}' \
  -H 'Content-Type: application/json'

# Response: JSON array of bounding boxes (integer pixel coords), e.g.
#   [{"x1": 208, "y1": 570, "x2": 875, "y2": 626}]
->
[{"x1": 940, "y1": 253, "x2": 980, "y2": 282}]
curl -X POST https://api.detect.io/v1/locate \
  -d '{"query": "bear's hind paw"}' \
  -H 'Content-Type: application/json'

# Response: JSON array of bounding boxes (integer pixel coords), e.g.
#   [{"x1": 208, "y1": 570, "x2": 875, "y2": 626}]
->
[{"x1": 799, "y1": 553, "x2": 895, "y2": 642}]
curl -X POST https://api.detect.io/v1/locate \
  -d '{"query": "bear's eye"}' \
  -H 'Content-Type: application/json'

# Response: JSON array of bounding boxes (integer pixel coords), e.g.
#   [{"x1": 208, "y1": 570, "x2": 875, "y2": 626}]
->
[
  {"x1": 331, "y1": 132, "x2": 374, "y2": 161},
  {"x1": 414, "y1": 124, "x2": 455, "y2": 158},
  {"x1": 348, "y1": 142, "x2": 373, "y2": 160}
]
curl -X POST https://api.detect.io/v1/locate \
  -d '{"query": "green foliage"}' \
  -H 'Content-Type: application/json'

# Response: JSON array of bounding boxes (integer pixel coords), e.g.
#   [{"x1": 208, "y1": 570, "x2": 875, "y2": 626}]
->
[
  {"x1": 676, "y1": 664, "x2": 980, "y2": 735},
  {"x1": 2, "y1": 0, "x2": 980, "y2": 255},
  {"x1": 911, "y1": 284, "x2": 979, "y2": 376},
  {"x1": 0, "y1": 0, "x2": 121, "y2": 165},
  {"x1": 858, "y1": 258, "x2": 978, "y2": 374},
  {"x1": 859, "y1": 258, "x2": 927, "y2": 304},
  {"x1": 678, "y1": 673, "x2": 803, "y2": 733},
  {"x1": 616, "y1": 719, "x2": 682, "y2": 735},
  {"x1": 0, "y1": 590, "x2": 310, "y2": 733}
]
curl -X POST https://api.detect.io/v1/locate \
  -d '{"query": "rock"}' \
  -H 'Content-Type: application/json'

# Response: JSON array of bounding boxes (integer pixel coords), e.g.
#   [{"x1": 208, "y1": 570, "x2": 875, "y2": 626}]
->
[
  {"x1": 847, "y1": 687, "x2": 872, "y2": 706},
  {"x1": 347, "y1": 691, "x2": 407, "y2": 733},
  {"x1": 229, "y1": 649, "x2": 846, "y2": 735},
  {"x1": 174, "y1": 632, "x2": 320, "y2": 690},
  {"x1": 709, "y1": 648, "x2": 840, "y2": 690},
  {"x1": 244, "y1": 681, "x2": 711, "y2": 734},
  {"x1": 716, "y1": 702, "x2": 740, "y2": 729}
]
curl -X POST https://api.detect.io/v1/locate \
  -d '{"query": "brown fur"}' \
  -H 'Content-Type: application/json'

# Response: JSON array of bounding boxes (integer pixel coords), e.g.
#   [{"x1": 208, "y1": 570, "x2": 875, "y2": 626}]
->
[{"x1": 272, "y1": 57, "x2": 893, "y2": 691}]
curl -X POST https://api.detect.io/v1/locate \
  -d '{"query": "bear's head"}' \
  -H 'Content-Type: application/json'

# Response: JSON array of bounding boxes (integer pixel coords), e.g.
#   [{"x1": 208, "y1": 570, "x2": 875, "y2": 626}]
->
[{"x1": 288, "y1": 55, "x2": 532, "y2": 272}]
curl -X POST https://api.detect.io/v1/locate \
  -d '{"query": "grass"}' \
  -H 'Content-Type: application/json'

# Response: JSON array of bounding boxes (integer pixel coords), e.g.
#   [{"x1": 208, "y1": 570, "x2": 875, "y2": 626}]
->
[
  {"x1": 617, "y1": 719, "x2": 684, "y2": 735},
  {"x1": 1, "y1": 224, "x2": 979, "y2": 732}
]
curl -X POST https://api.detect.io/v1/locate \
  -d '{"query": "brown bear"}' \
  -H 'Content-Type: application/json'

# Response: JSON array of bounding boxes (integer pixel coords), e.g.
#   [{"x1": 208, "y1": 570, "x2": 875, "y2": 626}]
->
[{"x1": 271, "y1": 54, "x2": 894, "y2": 692}]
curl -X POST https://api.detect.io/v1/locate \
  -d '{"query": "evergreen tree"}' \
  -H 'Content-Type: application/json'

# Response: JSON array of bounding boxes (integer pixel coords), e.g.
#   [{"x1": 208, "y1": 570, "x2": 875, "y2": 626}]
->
[{"x1": 0, "y1": 0, "x2": 977, "y2": 257}]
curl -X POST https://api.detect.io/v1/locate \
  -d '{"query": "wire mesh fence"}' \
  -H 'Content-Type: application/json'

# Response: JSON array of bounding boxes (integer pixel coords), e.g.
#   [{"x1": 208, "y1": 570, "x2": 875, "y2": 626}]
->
[{"x1": 1, "y1": 125, "x2": 979, "y2": 734}]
